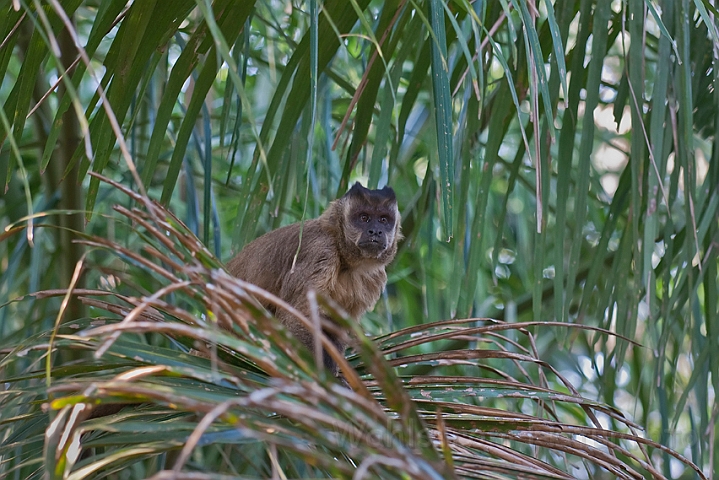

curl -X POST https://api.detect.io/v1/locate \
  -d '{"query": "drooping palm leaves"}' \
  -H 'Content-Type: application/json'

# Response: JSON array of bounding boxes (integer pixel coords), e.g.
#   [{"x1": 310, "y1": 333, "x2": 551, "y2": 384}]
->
[{"x1": 1, "y1": 176, "x2": 705, "y2": 478}]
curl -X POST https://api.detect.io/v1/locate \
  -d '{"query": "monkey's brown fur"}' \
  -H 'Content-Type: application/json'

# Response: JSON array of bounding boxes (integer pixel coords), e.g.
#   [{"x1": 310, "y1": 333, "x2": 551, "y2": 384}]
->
[{"x1": 227, "y1": 183, "x2": 401, "y2": 373}]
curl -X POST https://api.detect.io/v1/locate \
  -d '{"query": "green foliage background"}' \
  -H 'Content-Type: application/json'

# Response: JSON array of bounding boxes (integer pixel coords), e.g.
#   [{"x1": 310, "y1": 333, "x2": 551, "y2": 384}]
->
[{"x1": 0, "y1": 0, "x2": 718, "y2": 478}]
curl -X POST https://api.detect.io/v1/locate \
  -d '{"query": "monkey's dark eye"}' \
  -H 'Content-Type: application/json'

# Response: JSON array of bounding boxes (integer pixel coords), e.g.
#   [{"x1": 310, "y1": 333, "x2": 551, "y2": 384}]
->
[
  {"x1": 360, "y1": 214, "x2": 370, "y2": 222},
  {"x1": 379, "y1": 216, "x2": 388, "y2": 224}
]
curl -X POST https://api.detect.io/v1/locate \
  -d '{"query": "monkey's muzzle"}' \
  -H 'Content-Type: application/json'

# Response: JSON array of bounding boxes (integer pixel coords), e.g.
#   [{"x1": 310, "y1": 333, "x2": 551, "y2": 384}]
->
[{"x1": 359, "y1": 238, "x2": 388, "y2": 254}]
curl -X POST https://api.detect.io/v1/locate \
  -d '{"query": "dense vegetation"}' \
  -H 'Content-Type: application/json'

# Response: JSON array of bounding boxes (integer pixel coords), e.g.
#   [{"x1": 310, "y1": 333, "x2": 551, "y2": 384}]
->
[{"x1": 1, "y1": 0, "x2": 717, "y2": 478}]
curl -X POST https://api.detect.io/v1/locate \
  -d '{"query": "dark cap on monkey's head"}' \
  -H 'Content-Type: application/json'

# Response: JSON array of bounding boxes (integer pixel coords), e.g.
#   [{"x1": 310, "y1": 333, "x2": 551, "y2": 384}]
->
[{"x1": 345, "y1": 182, "x2": 396, "y2": 205}]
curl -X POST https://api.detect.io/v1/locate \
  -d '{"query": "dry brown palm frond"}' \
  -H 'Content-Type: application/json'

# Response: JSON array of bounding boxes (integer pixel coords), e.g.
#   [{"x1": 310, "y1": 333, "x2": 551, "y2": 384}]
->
[{"x1": 1, "y1": 175, "x2": 705, "y2": 479}]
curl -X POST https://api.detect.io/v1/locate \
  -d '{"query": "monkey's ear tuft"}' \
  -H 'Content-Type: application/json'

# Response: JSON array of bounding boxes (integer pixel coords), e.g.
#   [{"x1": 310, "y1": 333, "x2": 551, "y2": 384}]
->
[
  {"x1": 378, "y1": 185, "x2": 396, "y2": 201},
  {"x1": 348, "y1": 182, "x2": 368, "y2": 193},
  {"x1": 345, "y1": 182, "x2": 370, "y2": 199},
  {"x1": 344, "y1": 182, "x2": 396, "y2": 204}
]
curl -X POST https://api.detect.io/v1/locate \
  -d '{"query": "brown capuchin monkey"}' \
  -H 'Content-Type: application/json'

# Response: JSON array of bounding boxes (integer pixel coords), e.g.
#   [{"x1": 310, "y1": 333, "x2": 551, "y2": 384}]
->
[{"x1": 227, "y1": 182, "x2": 402, "y2": 376}]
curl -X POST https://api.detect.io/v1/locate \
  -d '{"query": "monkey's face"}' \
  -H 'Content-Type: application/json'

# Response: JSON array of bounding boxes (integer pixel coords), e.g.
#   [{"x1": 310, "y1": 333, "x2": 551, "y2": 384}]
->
[
  {"x1": 342, "y1": 183, "x2": 400, "y2": 261},
  {"x1": 351, "y1": 208, "x2": 396, "y2": 254}
]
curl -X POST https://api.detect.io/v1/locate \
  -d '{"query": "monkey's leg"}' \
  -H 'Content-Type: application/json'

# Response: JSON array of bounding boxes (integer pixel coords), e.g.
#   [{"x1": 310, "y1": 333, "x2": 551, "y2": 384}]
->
[
  {"x1": 276, "y1": 311, "x2": 345, "y2": 377},
  {"x1": 322, "y1": 331, "x2": 345, "y2": 376}
]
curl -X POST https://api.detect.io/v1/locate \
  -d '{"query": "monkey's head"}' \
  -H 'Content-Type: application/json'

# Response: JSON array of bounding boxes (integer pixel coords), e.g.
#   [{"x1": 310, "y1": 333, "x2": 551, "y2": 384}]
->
[{"x1": 332, "y1": 182, "x2": 402, "y2": 264}]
